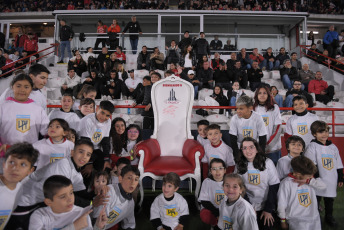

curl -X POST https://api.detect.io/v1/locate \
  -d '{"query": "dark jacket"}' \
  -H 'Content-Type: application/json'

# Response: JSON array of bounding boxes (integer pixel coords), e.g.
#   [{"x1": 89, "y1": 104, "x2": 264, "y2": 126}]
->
[
  {"x1": 137, "y1": 51, "x2": 150, "y2": 67},
  {"x1": 101, "y1": 76, "x2": 123, "y2": 99},
  {"x1": 68, "y1": 59, "x2": 87, "y2": 77},
  {"x1": 60, "y1": 25, "x2": 74, "y2": 41},
  {"x1": 275, "y1": 53, "x2": 290, "y2": 64},
  {"x1": 263, "y1": 53, "x2": 276, "y2": 62},
  {"x1": 247, "y1": 68, "x2": 264, "y2": 82},
  {"x1": 193, "y1": 38, "x2": 210, "y2": 56},
  {"x1": 226, "y1": 59, "x2": 237, "y2": 70},
  {"x1": 210, "y1": 93, "x2": 228, "y2": 114},
  {"x1": 210, "y1": 40, "x2": 223, "y2": 50},
  {"x1": 136, "y1": 85, "x2": 153, "y2": 117},
  {"x1": 230, "y1": 68, "x2": 247, "y2": 82},
  {"x1": 123, "y1": 21, "x2": 142, "y2": 40},
  {"x1": 197, "y1": 68, "x2": 213, "y2": 85},
  {"x1": 286, "y1": 89, "x2": 314, "y2": 107},
  {"x1": 237, "y1": 53, "x2": 251, "y2": 68},
  {"x1": 213, "y1": 69, "x2": 232, "y2": 83},
  {"x1": 280, "y1": 66, "x2": 299, "y2": 81},
  {"x1": 97, "y1": 52, "x2": 110, "y2": 66},
  {"x1": 178, "y1": 37, "x2": 192, "y2": 52}
]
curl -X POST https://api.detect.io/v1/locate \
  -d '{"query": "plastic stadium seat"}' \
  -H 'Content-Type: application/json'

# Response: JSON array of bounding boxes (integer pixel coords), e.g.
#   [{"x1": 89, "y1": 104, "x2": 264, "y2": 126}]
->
[
  {"x1": 206, "y1": 114, "x2": 230, "y2": 124},
  {"x1": 46, "y1": 75, "x2": 64, "y2": 88},
  {"x1": 198, "y1": 88, "x2": 213, "y2": 100},
  {"x1": 135, "y1": 69, "x2": 149, "y2": 79},
  {"x1": 262, "y1": 71, "x2": 271, "y2": 79},
  {"x1": 191, "y1": 113, "x2": 205, "y2": 123},
  {"x1": 47, "y1": 87, "x2": 62, "y2": 100},
  {"x1": 243, "y1": 89, "x2": 254, "y2": 98},
  {"x1": 112, "y1": 113, "x2": 131, "y2": 123},
  {"x1": 271, "y1": 70, "x2": 281, "y2": 80}
]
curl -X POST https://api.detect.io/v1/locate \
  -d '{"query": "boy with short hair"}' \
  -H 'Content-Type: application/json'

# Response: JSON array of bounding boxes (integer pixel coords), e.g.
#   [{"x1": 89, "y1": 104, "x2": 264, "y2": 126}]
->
[
  {"x1": 196, "y1": 119, "x2": 210, "y2": 147},
  {"x1": 304, "y1": 120, "x2": 344, "y2": 226},
  {"x1": 110, "y1": 157, "x2": 131, "y2": 184},
  {"x1": 229, "y1": 95, "x2": 267, "y2": 158},
  {"x1": 0, "y1": 143, "x2": 38, "y2": 229},
  {"x1": 277, "y1": 156, "x2": 326, "y2": 230},
  {"x1": 79, "y1": 100, "x2": 114, "y2": 174},
  {"x1": 75, "y1": 98, "x2": 95, "y2": 119},
  {"x1": 0, "y1": 64, "x2": 50, "y2": 110},
  {"x1": 93, "y1": 165, "x2": 140, "y2": 229},
  {"x1": 284, "y1": 95, "x2": 319, "y2": 147},
  {"x1": 150, "y1": 172, "x2": 189, "y2": 230}
]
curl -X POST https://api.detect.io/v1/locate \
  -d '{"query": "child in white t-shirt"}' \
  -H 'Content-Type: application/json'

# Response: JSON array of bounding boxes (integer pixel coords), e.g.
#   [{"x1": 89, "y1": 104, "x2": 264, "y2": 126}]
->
[
  {"x1": 0, "y1": 143, "x2": 38, "y2": 229},
  {"x1": 196, "y1": 119, "x2": 210, "y2": 147},
  {"x1": 304, "y1": 120, "x2": 344, "y2": 226},
  {"x1": 110, "y1": 157, "x2": 131, "y2": 185},
  {"x1": 150, "y1": 172, "x2": 189, "y2": 230}
]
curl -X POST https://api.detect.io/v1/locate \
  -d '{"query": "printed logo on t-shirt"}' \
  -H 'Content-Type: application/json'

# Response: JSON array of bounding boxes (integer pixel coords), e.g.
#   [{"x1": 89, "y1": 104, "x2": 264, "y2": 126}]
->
[
  {"x1": 321, "y1": 154, "x2": 334, "y2": 170},
  {"x1": 0, "y1": 210, "x2": 11, "y2": 229},
  {"x1": 92, "y1": 128, "x2": 102, "y2": 143},
  {"x1": 165, "y1": 204, "x2": 178, "y2": 217},
  {"x1": 223, "y1": 216, "x2": 233, "y2": 230},
  {"x1": 242, "y1": 126, "x2": 253, "y2": 138},
  {"x1": 107, "y1": 206, "x2": 122, "y2": 224},
  {"x1": 16, "y1": 115, "x2": 30, "y2": 133},
  {"x1": 262, "y1": 115, "x2": 269, "y2": 126},
  {"x1": 50, "y1": 153, "x2": 64, "y2": 163},
  {"x1": 214, "y1": 189, "x2": 225, "y2": 205},
  {"x1": 209, "y1": 154, "x2": 220, "y2": 163},
  {"x1": 248, "y1": 169, "x2": 260, "y2": 185},
  {"x1": 297, "y1": 188, "x2": 311, "y2": 207},
  {"x1": 297, "y1": 122, "x2": 308, "y2": 135}
]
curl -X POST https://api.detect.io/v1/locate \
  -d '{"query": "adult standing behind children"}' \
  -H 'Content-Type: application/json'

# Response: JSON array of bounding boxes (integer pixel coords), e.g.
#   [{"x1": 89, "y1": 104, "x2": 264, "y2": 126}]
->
[
  {"x1": 58, "y1": 19, "x2": 74, "y2": 64},
  {"x1": 94, "y1": 20, "x2": 108, "y2": 51},
  {"x1": 122, "y1": 15, "x2": 142, "y2": 54},
  {"x1": 108, "y1": 19, "x2": 121, "y2": 51}
]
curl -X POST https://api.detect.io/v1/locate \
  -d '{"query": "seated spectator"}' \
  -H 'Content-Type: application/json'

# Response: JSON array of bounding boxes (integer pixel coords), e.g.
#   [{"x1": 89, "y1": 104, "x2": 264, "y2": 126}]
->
[
  {"x1": 247, "y1": 61, "x2": 263, "y2": 92},
  {"x1": 82, "y1": 47, "x2": 96, "y2": 61},
  {"x1": 209, "y1": 35, "x2": 222, "y2": 50},
  {"x1": 338, "y1": 29, "x2": 344, "y2": 55},
  {"x1": 83, "y1": 69, "x2": 101, "y2": 98},
  {"x1": 230, "y1": 60, "x2": 248, "y2": 89},
  {"x1": 179, "y1": 45, "x2": 197, "y2": 73},
  {"x1": 290, "y1": 52, "x2": 302, "y2": 70},
  {"x1": 87, "y1": 56, "x2": 100, "y2": 74},
  {"x1": 275, "y1": 47, "x2": 290, "y2": 68},
  {"x1": 197, "y1": 61, "x2": 213, "y2": 89},
  {"x1": 9, "y1": 50, "x2": 20, "y2": 62},
  {"x1": 137, "y1": 45, "x2": 150, "y2": 70},
  {"x1": 270, "y1": 86, "x2": 283, "y2": 108},
  {"x1": 14, "y1": 50, "x2": 30, "y2": 69},
  {"x1": 210, "y1": 85, "x2": 228, "y2": 114},
  {"x1": 280, "y1": 59, "x2": 299, "y2": 90},
  {"x1": 0, "y1": 49, "x2": 5, "y2": 68},
  {"x1": 249, "y1": 48, "x2": 267, "y2": 70},
  {"x1": 223, "y1": 39, "x2": 236, "y2": 54},
  {"x1": 226, "y1": 52, "x2": 237, "y2": 71},
  {"x1": 117, "y1": 62, "x2": 128, "y2": 81},
  {"x1": 197, "y1": 54, "x2": 209, "y2": 69},
  {"x1": 97, "y1": 46, "x2": 110, "y2": 66},
  {"x1": 165, "y1": 40, "x2": 180, "y2": 68},
  {"x1": 169, "y1": 63, "x2": 179, "y2": 76},
  {"x1": 299, "y1": 64, "x2": 315, "y2": 91},
  {"x1": 211, "y1": 52, "x2": 224, "y2": 70},
  {"x1": 101, "y1": 70, "x2": 123, "y2": 99},
  {"x1": 114, "y1": 46, "x2": 126, "y2": 64},
  {"x1": 230, "y1": 81, "x2": 246, "y2": 106},
  {"x1": 284, "y1": 80, "x2": 314, "y2": 107},
  {"x1": 178, "y1": 31, "x2": 192, "y2": 53},
  {"x1": 99, "y1": 59, "x2": 111, "y2": 78},
  {"x1": 180, "y1": 70, "x2": 201, "y2": 99},
  {"x1": 317, "y1": 49, "x2": 332, "y2": 65},
  {"x1": 61, "y1": 68, "x2": 81, "y2": 95},
  {"x1": 150, "y1": 47, "x2": 164, "y2": 70},
  {"x1": 307, "y1": 43, "x2": 321, "y2": 60},
  {"x1": 263, "y1": 47, "x2": 279, "y2": 70},
  {"x1": 237, "y1": 48, "x2": 251, "y2": 70},
  {"x1": 213, "y1": 61, "x2": 232, "y2": 90},
  {"x1": 68, "y1": 53, "x2": 87, "y2": 77},
  {"x1": 1, "y1": 51, "x2": 14, "y2": 77},
  {"x1": 109, "y1": 52, "x2": 118, "y2": 70},
  {"x1": 308, "y1": 71, "x2": 337, "y2": 104},
  {"x1": 123, "y1": 69, "x2": 143, "y2": 99}
]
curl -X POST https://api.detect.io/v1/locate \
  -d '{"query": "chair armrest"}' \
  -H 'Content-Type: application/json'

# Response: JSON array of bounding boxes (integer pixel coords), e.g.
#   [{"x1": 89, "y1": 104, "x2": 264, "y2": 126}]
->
[
  {"x1": 182, "y1": 139, "x2": 205, "y2": 167},
  {"x1": 135, "y1": 139, "x2": 161, "y2": 167}
]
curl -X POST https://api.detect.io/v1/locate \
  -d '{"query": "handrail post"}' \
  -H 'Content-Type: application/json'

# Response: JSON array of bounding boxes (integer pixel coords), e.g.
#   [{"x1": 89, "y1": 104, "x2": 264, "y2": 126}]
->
[{"x1": 332, "y1": 110, "x2": 335, "y2": 137}]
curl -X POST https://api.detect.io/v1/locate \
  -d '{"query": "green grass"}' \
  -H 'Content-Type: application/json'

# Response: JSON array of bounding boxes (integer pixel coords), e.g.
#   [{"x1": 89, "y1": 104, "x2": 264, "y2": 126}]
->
[{"x1": 135, "y1": 188, "x2": 344, "y2": 230}]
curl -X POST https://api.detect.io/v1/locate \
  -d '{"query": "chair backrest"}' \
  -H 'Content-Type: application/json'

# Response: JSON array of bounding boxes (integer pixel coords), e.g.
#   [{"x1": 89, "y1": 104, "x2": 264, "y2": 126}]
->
[{"x1": 151, "y1": 75, "x2": 194, "y2": 156}]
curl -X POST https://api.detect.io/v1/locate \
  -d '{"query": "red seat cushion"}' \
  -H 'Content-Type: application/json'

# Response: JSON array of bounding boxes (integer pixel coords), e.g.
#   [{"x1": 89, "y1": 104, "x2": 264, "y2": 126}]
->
[{"x1": 144, "y1": 156, "x2": 195, "y2": 176}]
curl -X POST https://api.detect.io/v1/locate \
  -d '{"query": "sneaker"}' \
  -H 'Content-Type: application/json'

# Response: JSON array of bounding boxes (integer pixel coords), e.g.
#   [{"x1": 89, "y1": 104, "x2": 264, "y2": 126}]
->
[
  {"x1": 325, "y1": 215, "x2": 337, "y2": 226},
  {"x1": 332, "y1": 98, "x2": 339, "y2": 102},
  {"x1": 57, "y1": 60, "x2": 64, "y2": 64}
]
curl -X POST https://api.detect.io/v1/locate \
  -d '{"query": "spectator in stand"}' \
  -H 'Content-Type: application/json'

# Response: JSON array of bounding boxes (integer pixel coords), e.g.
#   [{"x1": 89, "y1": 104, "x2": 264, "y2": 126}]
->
[
  {"x1": 247, "y1": 61, "x2": 263, "y2": 92},
  {"x1": 165, "y1": 40, "x2": 180, "y2": 68},
  {"x1": 230, "y1": 81, "x2": 246, "y2": 107},
  {"x1": 290, "y1": 52, "x2": 302, "y2": 70},
  {"x1": 24, "y1": 33, "x2": 39, "y2": 61},
  {"x1": 180, "y1": 45, "x2": 197, "y2": 74},
  {"x1": 0, "y1": 49, "x2": 5, "y2": 68},
  {"x1": 226, "y1": 52, "x2": 238, "y2": 71},
  {"x1": 14, "y1": 27, "x2": 27, "y2": 55},
  {"x1": 83, "y1": 69, "x2": 101, "y2": 98},
  {"x1": 1, "y1": 51, "x2": 14, "y2": 77},
  {"x1": 299, "y1": 63, "x2": 315, "y2": 91},
  {"x1": 209, "y1": 35, "x2": 223, "y2": 50},
  {"x1": 237, "y1": 48, "x2": 251, "y2": 70},
  {"x1": 211, "y1": 52, "x2": 224, "y2": 70},
  {"x1": 0, "y1": 31, "x2": 4, "y2": 49},
  {"x1": 9, "y1": 50, "x2": 20, "y2": 62},
  {"x1": 197, "y1": 61, "x2": 213, "y2": 89},
  {"x1": 284, "y1": 80, "x2": 314, "y2": 108},
  {"x1": 14, "y1": 50, "x2": 29, "y2": 69},
  {"x1": 308, "y1": 71, "x2": 338, "y2": 104},
  {"x1": 180, "y1": 70, "x2": 201, "y2": 99},
  {"x1": 122, "y1": 15, "x2": 142, "y2": 54},
  {"x1": 137, "y1": 45, "x2": 150, "y2": 70},
  {"x1": 263, "y1": 47, "x2": 278, "y2": 70},
  {"x1": 213, "y1": 60, "x2": 232, "y2": 90},
  {"x1": 249, "y1": 48, "x2": 267, "y2": 70},
  {"x1": 101, "y1": 70, "x2": 123, "y2": 99},
  {"x1": 307, "y1": 43, "x2": 321, "y2": 60},
  {"x1": 270, "y1": 86, "x2": 283, "y2": 108},
  {"x1": 61, "y1": 68, "x2": 81, "y2": 95},
  {"x1": 123, "y1": 69, "x2": 143, "y2": 99},
  {"x1": 178, "y1": 31, "x2": 192, "y2": 54},
  {"x1": 8, "y1": 40, "x2": 16, "y2": 53},
  {"x1": 87, "y1": 56, "x2": 100, "y2": 75},
  {"x1": 230, "y1": 60, "x2": 248, "y2": 89},
  {"x1": 83, "y1": 47, "x2": 96, "y2": 62},
  {"x1": 280, "y1": 59, "x2": 299, "y2": 90},
  {"x1": 317, "y1": 49, "x2": 332, "y2": 65},
  {"x1": 308, "y1": 31, "x2": 315, "y2": 45},
  {"x1": 94, "y1": 20, "x2": 108, "y2": 51},
  {"x1": 97, "y1": 46, "x2": 110, "y2": 66},
  {"x1": 114, "y1": 46, "x2": 126, "y2": 64},
  {"x1": 192, "y1": 32, "x2": 210, "y2": 61},
  {"x1": 58, "y1": 19, "x2": 74, "y2": 64},
  {"x1": 108, "y1": 19, "x2": 121, "y2": 51},
  {"x1": 150, "y1": 47, "x2": 164, "y2": 70},
  {"x1": 223, "y1": 39, "x2": 236, "y2": 54},
  {"x1": 68, "y1": 53, "x2": 87, "y2": 77},
  {"x1": 275, "y1": 47, "x2": 290, "y2": 69},
  {"x1": 323, "y1": 25, "x2": 339, "y2": 59},
  {"x1": 338, "y1": 29, "x2": 344, "y2": 55},
  {"x1": 117, "y1": 62, "x2": 128, "y2": 82}
]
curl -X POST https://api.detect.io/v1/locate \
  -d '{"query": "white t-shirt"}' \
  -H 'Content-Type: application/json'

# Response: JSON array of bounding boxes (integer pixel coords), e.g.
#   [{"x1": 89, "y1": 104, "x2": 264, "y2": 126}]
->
[
  {"x1": 229, "y1": 111, "x2": 267, "y2": 148},
  {"x1": 93, "y1": 183, "x2": 135, "y2": 229},
  {"x1": 48, "y1": 109, "x2": 81, "y2": 132},
  {"x1": 217, "y1": 196, "x2": 258, "y2": 230},
  {"x1": 285, "y1": 112, "x2": 319, "y2": 147},
  {"x1": 184, "y1": 53, "x2": 192, "y2": 68},
  {"x1": 29, "y1": 205, "x2": 92, "y2": 230},
  {"x1": 18, "y1": 157, "x2": 85, "y2": 206},
  {"x1": 125, "y1": 77, "x2": 142, "y2": 89},
  {"x1": 150, "y1": 192, "x2": 189, "y2": 229},
  {"x1": 201, "y1": 141, "x2": 235, "y2": 168},
  {"x1": 277, "y1": 176, "x2": 325, "y2": 230},
  {"x1": 197, "y1": 134, "x2": 210, "y2": 147},
  {"x1": 79, "y1": 113, "x2": 111, "y2": 150},
  {"x1": 198, "y1": 178, "x2": 225, "y2": 209},
  {"x1": 0, "y1": 179, "x2": 22, "y2": 229},
  {"x1": 0, "y1": 98, "x2": 49, "y2": 145},
  {"x1": 276, "y1": 155, "x2": 294, "y2": 180},
  {"x1": 33, "y1": 138, "x2": 75, "y2": 170},
  {"x1": 254, "y1": 104, "x2": 282, "y2": 152},
  {"x1": 0, "y1": 88, "x2": 47, "y2": 111},
  {"x1": 235, "y1": 158, "x2": 280, "y2": 211},
  {"x1": 304, "y1": 140, "x2": 344, "y2": 197}
]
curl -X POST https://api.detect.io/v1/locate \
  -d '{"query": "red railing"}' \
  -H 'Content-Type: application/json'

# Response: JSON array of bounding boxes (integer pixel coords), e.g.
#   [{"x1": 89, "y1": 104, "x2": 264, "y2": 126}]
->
[
  {"x1": 0, "y1": 43, "x2": 59, "y2": 78},
  {"x1": 46, "y1": 104, "x2": 344, "y2": 137}
]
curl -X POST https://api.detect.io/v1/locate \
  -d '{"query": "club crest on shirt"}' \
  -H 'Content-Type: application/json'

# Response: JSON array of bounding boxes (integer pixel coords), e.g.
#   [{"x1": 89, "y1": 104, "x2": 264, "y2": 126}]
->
[
  {"x1": 248, "y1": 169, "x2": 260, "y2": 185},
  {"x1": 223, "y1": 216, "x2": 233, "y2": 230},
  {"x1": 297, "y1": 122, "x2": 308, "y2": 135},
  {"x1": 165, "y1": 204, "x2": 178, "y2": 217},
  {"x1": 262, "y1": 115, "x2": 269, "y2": 126},
  {"x1": 16, "y1": 115, "x2": 30, "y2": 133},
  {"x1": 215, "y1": 190, "x2": 225, "y2": 205},
  {"x1": 92, "y1": 128, "x2": 102, "y2": 143},
  {"x1": 242, "y1": 126, "x2": 253, "y2": 138},
  {"x1": 107, "y1": 207, "x2": 122, "y2": 224},
  {"x1": 0, "y1": 210, "x2": 11, "y2": 229},
  {"x1": 297, "y1": 189, "x2": 311, "y2": 207},
  {"x1": 50, "y1": 153, "x2": 64, "y2": 163},
  {"x1": 321, "y1": 154, "x2": 334, "y2": 170}
]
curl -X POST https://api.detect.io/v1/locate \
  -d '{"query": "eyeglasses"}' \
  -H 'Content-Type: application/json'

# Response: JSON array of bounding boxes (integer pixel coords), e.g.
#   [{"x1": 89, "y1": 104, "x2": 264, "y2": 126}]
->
[
  {"x1": 211, "y1": 167, "x2": 225, "y2": 171},
  {"x1": 293, "y1": 83, "x2": 302, "y2": 86},
  {"x1": 242, "y1": 145, "x2": 256, "y2": 151},
  {"x1": 128, "y1": 130, "x2": 139, "y2": 134}
]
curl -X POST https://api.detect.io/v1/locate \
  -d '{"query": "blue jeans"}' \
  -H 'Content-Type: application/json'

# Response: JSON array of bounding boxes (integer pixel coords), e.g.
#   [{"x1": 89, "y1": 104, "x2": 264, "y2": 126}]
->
[
  {"x1": 267, "y1": 150, "x2": 281, "y2": 165},
  {"x1": 267, "y1": 60, "x2": 280, "y2": 70},
  {"x1": 274, "y1": 94, "x2": 283, "y2": 108},
  {"x1": 16, "y1": 47, "x2": 24, "y2": 55},
  {"x1": 60, "y1": 40, "x2": 72, "y2": 61},
  {"x1": 284, "y1": 94, "x2": 294, "y2": 107},
  {"x1": 130, "y1": 39, "x2": 138, "y2": 54},
  {"x1": 194, "y1": 85, "x2": 199, "y2": 99},
  {"x1": 282, "y1": 74, "x2": 292, "y2": 90},
  {"x1": 230, "y1": 96, "x2": 236, "y2": 106},
  {"x1": 259, "y1": 59, "x2": 267, "y2": 69}
]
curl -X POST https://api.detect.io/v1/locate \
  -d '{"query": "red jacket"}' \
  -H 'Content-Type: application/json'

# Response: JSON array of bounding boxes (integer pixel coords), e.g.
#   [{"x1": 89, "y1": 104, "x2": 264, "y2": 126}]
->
[
  {"x1": 3, "y1": 59, "x2": 14, "y2": 70},
  {"x1": 24, "y1": 39, "x2": 38, "y2": 52},
  {"x1": 308, "y1": 79, "x2": 328, "y2": 95},
  {"x1": 108, "y1": 24, "x2": 121, "y2": 33},
  {"x1": 97, "y1": 25, "x2": 108, "y2": 34},
  {"x1": 115, "y1": 52, "x2": 126, "y2": 62},
  {"x1": 249, "y1": 54, "x2": 265, "y2": 64},
  {"x1": 14, "y1": 34, "x2": 27, "y2": 48}
]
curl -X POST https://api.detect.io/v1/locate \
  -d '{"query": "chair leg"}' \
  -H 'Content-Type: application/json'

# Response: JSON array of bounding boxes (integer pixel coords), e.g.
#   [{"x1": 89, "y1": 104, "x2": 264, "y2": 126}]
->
[
  {"x1": 189, "y1": 177, "x2": 193, "y2": 193},
  {"x1": 195, "y1": 175, "x2": 201, "y2": 210},
  {"x1": 152, "y1": 179, "x2": 156, "y2": 192},
  {"x1": 139, "y1": 176, "x2": 144, "y2": 207}
]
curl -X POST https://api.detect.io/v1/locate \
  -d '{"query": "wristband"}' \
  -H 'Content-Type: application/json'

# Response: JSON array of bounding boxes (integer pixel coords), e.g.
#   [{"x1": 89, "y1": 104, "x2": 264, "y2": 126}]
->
[{"x1": 280, "y1": 219, "x2": 286, "y2": 223}]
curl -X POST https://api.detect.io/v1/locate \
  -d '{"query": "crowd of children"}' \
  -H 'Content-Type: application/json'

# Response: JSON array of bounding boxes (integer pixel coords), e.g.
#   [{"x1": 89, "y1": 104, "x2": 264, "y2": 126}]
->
[{"x1": 0, "y1": 63, "x2": 343, "y2": 230}]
